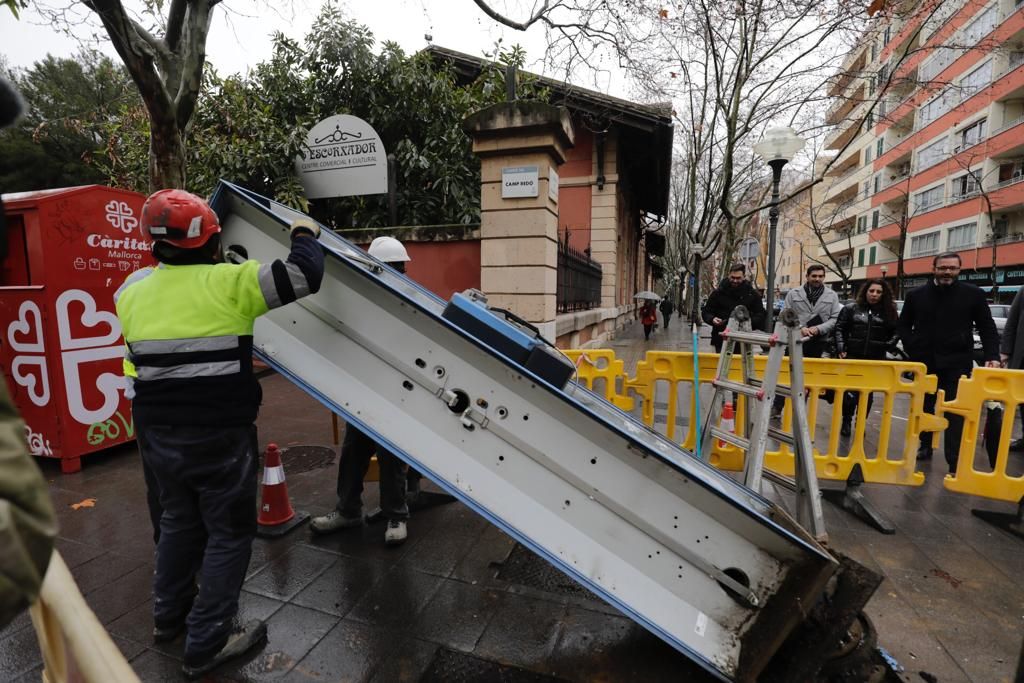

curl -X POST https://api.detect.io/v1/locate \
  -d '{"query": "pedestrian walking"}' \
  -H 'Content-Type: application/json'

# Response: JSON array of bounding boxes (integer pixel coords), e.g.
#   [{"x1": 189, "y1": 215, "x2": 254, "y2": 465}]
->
[
  {"x1": 310, "y1": 236, "x2": 414, "y2": 546},
  {"x1": 834, "y1": 279, "x2": 899, "y2": 436},
  {"x1": 640, "y1": 300, "x2": 658, "y2": 340},
  {"x1": 115, "y1": 190, "x2": 324, "y2": 679},
  {"x1": 772, "y1": 264, "x2": 842, "y2": 417},
  {"x1": 659, "y1": 297, "x2": 674, "y2": 329},
  {"x1": 701, "y1": 263, "x2": 765, "y2": 352},
  {"x1": 897, "y1": 252, "x2": 999, "y2": 472}
]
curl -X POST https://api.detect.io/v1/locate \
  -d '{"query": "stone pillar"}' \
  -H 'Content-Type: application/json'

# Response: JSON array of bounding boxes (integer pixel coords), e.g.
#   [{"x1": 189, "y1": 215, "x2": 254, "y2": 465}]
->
[
  {"x1": 463, "y1": 102, "x2": 575, "y2": 340},
  {"x1": 588, "y1": 131, "x2": 620, "y2": 310}
]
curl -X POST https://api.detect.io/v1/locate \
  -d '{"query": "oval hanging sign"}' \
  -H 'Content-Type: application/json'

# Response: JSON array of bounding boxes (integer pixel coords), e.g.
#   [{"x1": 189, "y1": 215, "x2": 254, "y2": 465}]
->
[{"x1": 295, "y1": 114, "x2": 387, "y2": 199}]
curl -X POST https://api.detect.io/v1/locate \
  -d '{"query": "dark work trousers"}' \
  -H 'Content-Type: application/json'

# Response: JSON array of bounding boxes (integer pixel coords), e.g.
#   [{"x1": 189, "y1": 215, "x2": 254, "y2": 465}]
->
[
  {"x1": 773, "y1": 342, "x2": 826, "y2": 412},
  {"x1": 842, "y1": 390, "x2": 875, "y2": 421},
  {"x1": 662, "y1": 314, "x2": 671, "y2": 329},
  {"x1": 336, "y1": 425, "x2": 409, "y2": 521},
  {"x1": 141, "y1": 457, "x2": 163, "y2": 545},
  {"x1": 920, "y1": 365, "x2": 969, "y2": 473},
  {"x1": 138, "y1": 422, "x2": 258, "y2": 666}
]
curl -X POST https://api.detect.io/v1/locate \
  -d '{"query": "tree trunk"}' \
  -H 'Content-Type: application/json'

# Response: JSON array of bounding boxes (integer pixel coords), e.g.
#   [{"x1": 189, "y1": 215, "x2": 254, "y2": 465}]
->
[{"x1": 148, "y1": 121, "x2": 186, "y2": 191}]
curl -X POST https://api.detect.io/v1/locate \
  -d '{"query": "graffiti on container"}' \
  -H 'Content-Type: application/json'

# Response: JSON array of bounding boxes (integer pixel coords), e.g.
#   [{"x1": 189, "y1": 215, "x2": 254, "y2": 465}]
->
[
  {"x1": 87, "y1": 410, "x2": 134, "y2": 446},
  {"x1": 25, "y1": 425, "x2": 53, "y2": 457}
]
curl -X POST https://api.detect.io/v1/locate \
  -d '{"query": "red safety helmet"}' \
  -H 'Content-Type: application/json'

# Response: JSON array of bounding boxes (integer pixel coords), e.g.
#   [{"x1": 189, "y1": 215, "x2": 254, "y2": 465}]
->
[{"x1": 141, "y1": 189, "x2": 221, "y2": 249}]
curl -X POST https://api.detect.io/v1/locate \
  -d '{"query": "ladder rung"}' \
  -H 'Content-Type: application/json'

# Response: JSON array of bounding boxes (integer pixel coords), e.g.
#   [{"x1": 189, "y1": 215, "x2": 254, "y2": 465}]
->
[
  {"x1": 722, "y1": 330, "x2": 779, "y2": 346},
  {"x1": 711, "y1": 378, "x2": 766, "y2": 399},
  {"x1": 710, "y1": 428, "x2": 750, "y2": 451},
  {"x1": 749, "y1": 378, "x2": 793, "y2": 398},
  {"x1": 766, "y1": 426, "x2": 795, "y2": 445},
  {"x1": 764, "y1": 469, "x2": 797, "y2": 491}
]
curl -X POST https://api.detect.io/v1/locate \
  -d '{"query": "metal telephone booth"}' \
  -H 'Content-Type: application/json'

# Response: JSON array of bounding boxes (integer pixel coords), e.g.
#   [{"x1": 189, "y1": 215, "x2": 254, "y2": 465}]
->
[{"x1": 1, "y1": 186, "x2": 152, "y2": 473}]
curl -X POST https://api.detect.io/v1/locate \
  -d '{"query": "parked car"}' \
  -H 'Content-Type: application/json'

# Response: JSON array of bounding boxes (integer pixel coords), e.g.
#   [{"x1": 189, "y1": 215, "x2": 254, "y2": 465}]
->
[{"x1": 989, "y1": 304, "x2": 1009, "y2": 335}]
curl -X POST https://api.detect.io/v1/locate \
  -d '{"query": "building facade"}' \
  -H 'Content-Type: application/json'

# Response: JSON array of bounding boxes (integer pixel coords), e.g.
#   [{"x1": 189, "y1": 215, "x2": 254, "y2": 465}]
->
[{"x1": 819, "y1": 0, "x2": 1024, "y2": 301}]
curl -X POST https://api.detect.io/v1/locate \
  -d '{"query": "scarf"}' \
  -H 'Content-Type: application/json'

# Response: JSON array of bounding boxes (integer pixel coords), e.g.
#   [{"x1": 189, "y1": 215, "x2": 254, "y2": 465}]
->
[{"x1": 804, "y1": 282, "x2": 825, "y2": 306}]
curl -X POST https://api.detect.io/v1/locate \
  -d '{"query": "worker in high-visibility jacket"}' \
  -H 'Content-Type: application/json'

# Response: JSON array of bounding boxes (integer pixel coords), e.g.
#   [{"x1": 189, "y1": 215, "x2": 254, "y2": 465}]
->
[{"x1": 114, "y1": 189, "x2": 324, "y2": 680}]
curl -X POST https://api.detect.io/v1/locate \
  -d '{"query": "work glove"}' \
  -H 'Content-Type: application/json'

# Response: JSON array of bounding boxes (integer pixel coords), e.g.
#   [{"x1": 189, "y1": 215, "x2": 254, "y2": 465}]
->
[{"x1": 290, "y1": 218, "x2": 321, "y2": 240}]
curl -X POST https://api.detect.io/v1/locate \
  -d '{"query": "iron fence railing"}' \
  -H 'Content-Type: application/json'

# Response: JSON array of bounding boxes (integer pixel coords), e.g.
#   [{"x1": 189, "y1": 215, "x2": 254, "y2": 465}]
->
[{"x1": 557, "y1": 238, "x2": 602, "y2": 313}]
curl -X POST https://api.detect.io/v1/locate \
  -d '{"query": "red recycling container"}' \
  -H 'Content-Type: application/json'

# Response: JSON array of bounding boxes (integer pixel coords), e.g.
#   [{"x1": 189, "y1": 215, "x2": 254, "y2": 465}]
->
[{"x1": 1, "y1": 186, "x2": 154, "y2": 473}]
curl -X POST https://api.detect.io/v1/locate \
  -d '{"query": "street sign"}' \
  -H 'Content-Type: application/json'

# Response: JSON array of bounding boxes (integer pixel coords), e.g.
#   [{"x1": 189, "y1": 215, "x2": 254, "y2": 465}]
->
[
  {"x1": 738, "y1": 237, "x2": 760, "y2": 260},
  {"x1": 295, "y1": 114, "x2": 388, "y2": 199}
]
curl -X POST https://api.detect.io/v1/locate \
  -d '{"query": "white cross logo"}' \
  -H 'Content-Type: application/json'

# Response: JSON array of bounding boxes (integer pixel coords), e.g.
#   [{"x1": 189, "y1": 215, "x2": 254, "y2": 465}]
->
[{"x1": 105, "y1": 200, "x2": 138, "y2": 234}]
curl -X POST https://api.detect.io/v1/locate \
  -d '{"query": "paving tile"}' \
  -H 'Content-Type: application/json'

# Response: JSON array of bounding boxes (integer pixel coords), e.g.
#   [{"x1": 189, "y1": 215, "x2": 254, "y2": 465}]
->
[
  {"x1": 222, "y1": 604, "x2": 340, "y2": 681},
  {"x1": 288, "y1": 619, "x2": 388, "y2": 682},
  {"x1": 865, "y1": 582, "x2": 971, "y2": 683},
  {"x1": 86, "y1": 563, "x2": 155, "y2": 625},
  {"x1": 69, "y1": 551, "x2": 147, "y2": 596},
  {"x1": 408, "y1": 580, "x2": 503, "y2": 652},
  {"x1": 450, "y1": 523, "x2": 516, "y2": 587},
  {"x1": 111, "y1": 634, "x2": 147, "y2": 662},
  {"x1": 399, "y1": 523, "x2": 495, "y2": 579},
  {"x1": 473, "y1": 592, "x2": 566, "y2": 669},
  {"x1": 364, "y1": 637, "x2": 440, "y2": 683},
  {"x1": 291, "y1": 556, "x2": 390, "y2": 618},
  {"x1": 345, "y1": 567, "x2": 443, "y2": 633},
  {"x1": 885, "y1": 567, "x2": 997, "y2": 631},
  {"x1": 54, "y1": 536, "x2": 106, "y2": 569},
  {"x1": 246, "y1": 534, "x2": 310, "y2": 581},
  {"x1": 550, "y1": 610, "x2": 716, "y2": 682},
  {"x1": 129, "y1": 648, "x2": 189, "y2": 682},
  {"x1": 0, "y1": 625, "x2": 42, "y2": 680},
  {"x1": 244, "y1": 544, "x2": 339, "y2": 601},
  {"x1": 0, "y1": 609, "x2": 32, "y2": 640},
  {"x1": 933, "y1": 619, "x2": 1020, "y2": 683}
]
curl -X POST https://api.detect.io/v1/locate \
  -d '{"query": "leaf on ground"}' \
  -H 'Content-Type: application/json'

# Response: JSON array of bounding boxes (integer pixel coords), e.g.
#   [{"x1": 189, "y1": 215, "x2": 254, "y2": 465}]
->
[{"x1": 70, "y1": 498, "x2": 96, "y2": 510}]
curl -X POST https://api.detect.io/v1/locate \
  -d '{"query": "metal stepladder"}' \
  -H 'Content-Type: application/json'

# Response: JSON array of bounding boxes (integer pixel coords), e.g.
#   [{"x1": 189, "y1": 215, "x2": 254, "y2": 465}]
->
[{"x1": 698, "y1": 306, "x2": 828, "y2": 543}]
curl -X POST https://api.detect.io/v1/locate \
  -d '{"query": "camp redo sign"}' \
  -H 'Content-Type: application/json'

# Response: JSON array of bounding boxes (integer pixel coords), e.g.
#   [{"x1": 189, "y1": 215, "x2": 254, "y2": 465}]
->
[{"x1": 295, "y1": 114, "x2": 387, "y2": 199}]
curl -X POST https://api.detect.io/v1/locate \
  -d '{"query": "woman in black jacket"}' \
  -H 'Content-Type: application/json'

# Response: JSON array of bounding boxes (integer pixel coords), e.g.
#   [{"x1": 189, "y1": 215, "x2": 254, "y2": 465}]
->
[{"x1": 834, "y1": 279, "x2": 899, "y2": 436}]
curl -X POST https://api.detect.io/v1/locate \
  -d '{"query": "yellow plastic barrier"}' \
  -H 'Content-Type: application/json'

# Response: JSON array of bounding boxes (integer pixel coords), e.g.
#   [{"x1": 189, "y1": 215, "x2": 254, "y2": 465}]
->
[
  {"x1": 627, "y1": 351, "x2": 945, "y2": 486},
  {"x1": 30, "y1": 551, "x2": 140, "y2": 682},
  {"x1": 563, "y1": 349, "x2": 634, "y2": 411},
  {"x1": 942, "y1": 367, "x2": 1024, "y2": 503}
]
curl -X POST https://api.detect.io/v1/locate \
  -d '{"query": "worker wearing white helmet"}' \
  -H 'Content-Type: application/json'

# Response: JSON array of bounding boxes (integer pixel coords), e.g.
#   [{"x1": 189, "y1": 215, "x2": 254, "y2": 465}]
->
[{"x1": 311, "y1": 235, "x2": 416, "y2": 545}]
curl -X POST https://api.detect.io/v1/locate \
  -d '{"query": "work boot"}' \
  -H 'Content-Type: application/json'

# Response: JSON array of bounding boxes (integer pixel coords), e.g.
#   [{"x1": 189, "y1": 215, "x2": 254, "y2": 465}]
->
[
  {"x1": 310, "y1": 510, "x2": 363, "y2": 535},
  {"x1": 181, "y1": 620, "x2": 268, "y2": 680},
  {"x1": 840, "y1": 417, "x2": 852, "y2": 437},
  {"x1": 152, "y1": 620, "x2": 185, "y2": 644},
  {"x1": 916, "y1": 443, "x2": 933, "y2": 462},
  {"x1": 384, "y1": 519, "x2": 407, "y2": 546}
]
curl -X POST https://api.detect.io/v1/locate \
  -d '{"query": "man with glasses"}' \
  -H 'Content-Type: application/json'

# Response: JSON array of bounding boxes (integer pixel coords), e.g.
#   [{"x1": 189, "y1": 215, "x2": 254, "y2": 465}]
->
[
  {"x1": 898, "y1": 252, "x2": 999, "y2": 473},
  {"x1": 701, "y1": 263, "x2": 765, "y2": 353}
]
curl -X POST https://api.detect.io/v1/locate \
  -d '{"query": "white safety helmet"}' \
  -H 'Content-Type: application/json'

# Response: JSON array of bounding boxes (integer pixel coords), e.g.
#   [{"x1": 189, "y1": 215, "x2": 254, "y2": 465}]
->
[{"x1": 368, "y1": 236, "x2": 411, "y2": 264}]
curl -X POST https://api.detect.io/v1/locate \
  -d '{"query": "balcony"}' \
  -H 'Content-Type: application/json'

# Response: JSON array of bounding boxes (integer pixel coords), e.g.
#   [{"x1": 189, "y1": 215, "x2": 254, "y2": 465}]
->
[{"x1": 826, "y1": 84, "x2": 866, "y2": 126}]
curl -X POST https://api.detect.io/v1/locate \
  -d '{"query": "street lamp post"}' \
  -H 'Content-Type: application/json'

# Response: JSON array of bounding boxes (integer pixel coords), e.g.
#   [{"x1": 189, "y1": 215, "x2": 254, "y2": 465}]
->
[{"x1": 753, "y1": 127, "x2": 805, "y2": 331}]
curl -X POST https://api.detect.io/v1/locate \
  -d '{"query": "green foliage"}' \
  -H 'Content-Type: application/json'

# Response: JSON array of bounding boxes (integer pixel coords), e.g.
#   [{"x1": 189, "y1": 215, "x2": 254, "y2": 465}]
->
[
  {"x1": 0, "y1": 52, "x2": 138, "y2": 193},
  {"x1": 98, "y1": 5, "x2": 545, "y2": 227},
  {"x1": 2, "y1": 0, "x2": 27, "y2": 18}
]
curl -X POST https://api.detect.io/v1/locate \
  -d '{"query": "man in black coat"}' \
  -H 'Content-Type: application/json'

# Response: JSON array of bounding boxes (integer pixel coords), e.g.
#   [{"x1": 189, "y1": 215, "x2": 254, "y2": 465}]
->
[
  {"x1": 701, "y1": 263, "x2": 766, "y2": 352},
  {"x1": 897, "y1": 252, "x2": 1000, "y2": 473}
]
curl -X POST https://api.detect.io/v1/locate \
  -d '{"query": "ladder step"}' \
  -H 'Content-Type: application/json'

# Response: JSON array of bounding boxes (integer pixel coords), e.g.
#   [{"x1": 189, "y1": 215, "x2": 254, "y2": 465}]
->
[
  {"x1": 764, "y1": 469, "x2": 798, "y2": 491},
  {"x1": 710, "y1": 428, "x2": 750, "y2": 451},
  {"x1": 711, "y1": 378, "x2": 766, "y2": 399},
  {"x1": 749, "y1": 378, "x2": 793, "y2": 398},
  {"x1": 766, "y1": 426, "x2": 795, "y2": 445},
  {"x1": 722, "y1": 330, "x2": 779, "y2": 346}
]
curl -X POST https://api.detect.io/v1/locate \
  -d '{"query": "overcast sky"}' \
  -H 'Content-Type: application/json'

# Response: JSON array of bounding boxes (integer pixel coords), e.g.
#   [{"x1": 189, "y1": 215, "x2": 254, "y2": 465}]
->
[{"x1": 0, "y1": 1, "x2": 612, "y2": 90}]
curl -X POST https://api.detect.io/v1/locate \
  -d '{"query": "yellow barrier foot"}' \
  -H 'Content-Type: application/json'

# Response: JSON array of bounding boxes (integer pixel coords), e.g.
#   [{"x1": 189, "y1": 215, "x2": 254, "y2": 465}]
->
[
  {"x1": 970, "y1": 497, "x2": 1024, "y2": 542},
  {"x1": 821, "y1": 464, "x2": 896, "y2": 535}
]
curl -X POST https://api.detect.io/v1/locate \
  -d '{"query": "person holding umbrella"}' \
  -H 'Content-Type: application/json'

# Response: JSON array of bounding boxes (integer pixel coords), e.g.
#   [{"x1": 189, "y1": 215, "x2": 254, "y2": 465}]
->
[{"x1": 634, "y1": 290, "x2": 659, "y2": 339}]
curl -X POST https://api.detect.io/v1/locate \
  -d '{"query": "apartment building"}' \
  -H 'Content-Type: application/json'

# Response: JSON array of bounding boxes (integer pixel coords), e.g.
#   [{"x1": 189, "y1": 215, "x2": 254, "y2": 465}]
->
[{"x1": 818, "y1": 0, "x2": 1024, "y2": 301}]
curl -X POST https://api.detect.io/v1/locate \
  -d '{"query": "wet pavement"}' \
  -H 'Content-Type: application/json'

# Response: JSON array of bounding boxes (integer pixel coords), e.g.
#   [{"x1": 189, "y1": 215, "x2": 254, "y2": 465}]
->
[{"x1": 2, "y1": 313, "x2": 1023, "y2": 682}]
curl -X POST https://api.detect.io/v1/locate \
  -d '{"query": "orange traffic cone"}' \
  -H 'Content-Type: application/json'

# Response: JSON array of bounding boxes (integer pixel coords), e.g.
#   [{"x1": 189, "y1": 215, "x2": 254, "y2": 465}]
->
[
  {"x1": 257, "y1": 443, "x2": 309, "y2": 537},
  {"x1": 718, "y1": 402, "x2": 736, "y2": 448}
]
